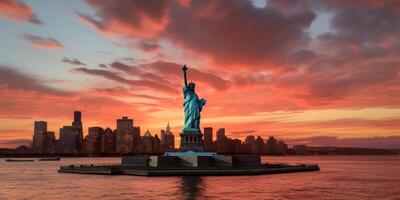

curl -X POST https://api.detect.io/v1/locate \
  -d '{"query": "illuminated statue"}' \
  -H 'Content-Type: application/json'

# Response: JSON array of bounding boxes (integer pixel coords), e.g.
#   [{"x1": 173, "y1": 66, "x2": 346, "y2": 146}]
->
[{"x1": 182, "y1": 64, "x2": 206, "y2": 131}]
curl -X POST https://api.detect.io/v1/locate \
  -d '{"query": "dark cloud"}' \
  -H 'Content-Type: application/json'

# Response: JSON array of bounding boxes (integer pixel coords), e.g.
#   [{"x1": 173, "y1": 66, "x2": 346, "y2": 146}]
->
[
  {"x1": 307, "y1": 61, "x2": 400, "y2": 100},
  {"x1": 28, "y1": 14, "x2": 43, "y2": 25},
  {"x1": 73, "y1": 67, "x2": 177, "y2": 93},
  {"x1": 98, "y1": 64, "x2": 107, "y2": 68},
  {"x1": 79, "y1": 0, "x2": 315, "y2": 69},
  {"x1": 62, "y1": 57, "x2": 86, "y2": 66},
  {"x1": 22, "y1": 34, "x2": 64, "y2": 49},
  {"x1": 136, "y1": 41, "x2": 160, "y2": 52},
  {"x1": 110, "y1": 62, "x2": 140, "y2": 74},
  {"x1": 110, "y1": 60, "x2": 230, "y2": 91},
  {"x1": 165, "y1": 0, "x2": 315, "y2": 69},
  {"x1": 93, "y1": 86, "x2": 171, "y2": 101},
  {"x1": 142, "y1": 61, "x2": 230, "y2": 90},
  {"x1": 0, "y1": 66, "x2": 70, "y2": 96},
  {"x1": 76, "y1": 12, "x2": 107, "y2": 31},
  {"x1": 77, "y1": 0, "x2": 171, "y2": 38},
  {"x1": 74, "y1": 67, "x2": 133, "y2": 83}
]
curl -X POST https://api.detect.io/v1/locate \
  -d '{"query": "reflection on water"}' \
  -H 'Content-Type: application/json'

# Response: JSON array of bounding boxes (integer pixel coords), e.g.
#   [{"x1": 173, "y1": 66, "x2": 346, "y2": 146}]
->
[
  {"x1": 0, "y1": 156, "x2": 400, "y2": 199},
  {"x1": 180, "y1": 176, "x2": 203, "y2": 200}
]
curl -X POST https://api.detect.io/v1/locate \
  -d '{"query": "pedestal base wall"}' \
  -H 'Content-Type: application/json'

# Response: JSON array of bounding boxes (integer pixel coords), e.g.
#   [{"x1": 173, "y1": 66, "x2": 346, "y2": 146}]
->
[
  {"x1": 179, "y1": 130, "x2": 204, "y2": 152},
  {"x1": 122, "y1": 154, "x2": 261, "y2": 168}
]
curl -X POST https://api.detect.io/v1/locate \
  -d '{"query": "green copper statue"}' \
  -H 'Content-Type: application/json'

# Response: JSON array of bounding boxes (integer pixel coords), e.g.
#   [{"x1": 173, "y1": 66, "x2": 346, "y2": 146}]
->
[{"x1": 182, "y1": 64, "x2": 206, "y2": 132}]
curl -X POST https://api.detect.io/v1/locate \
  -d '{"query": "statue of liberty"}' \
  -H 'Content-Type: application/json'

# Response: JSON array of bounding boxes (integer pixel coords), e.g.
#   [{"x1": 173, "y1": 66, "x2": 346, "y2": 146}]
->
[{"x1": 182, "y1": 64, "x2": 206, "y2": 132}]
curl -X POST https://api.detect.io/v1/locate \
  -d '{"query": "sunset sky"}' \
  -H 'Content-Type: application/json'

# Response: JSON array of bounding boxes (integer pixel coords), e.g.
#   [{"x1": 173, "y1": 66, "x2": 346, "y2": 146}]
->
[{"x1": 1, "y1": 0, "x2": 400, "y2": 148}]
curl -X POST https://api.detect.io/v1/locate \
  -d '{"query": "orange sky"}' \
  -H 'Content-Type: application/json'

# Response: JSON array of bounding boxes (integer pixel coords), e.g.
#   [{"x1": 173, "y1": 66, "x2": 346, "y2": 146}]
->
[{"x1": 0, "y1": 0, "x2": 400, "y2": 148}]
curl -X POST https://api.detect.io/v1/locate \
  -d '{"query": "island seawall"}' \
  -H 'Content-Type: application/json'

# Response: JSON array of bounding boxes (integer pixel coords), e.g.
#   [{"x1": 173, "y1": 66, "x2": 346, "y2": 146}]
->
[{"x1": 58, "y1": 154, "x2": 319, "y2": 176}]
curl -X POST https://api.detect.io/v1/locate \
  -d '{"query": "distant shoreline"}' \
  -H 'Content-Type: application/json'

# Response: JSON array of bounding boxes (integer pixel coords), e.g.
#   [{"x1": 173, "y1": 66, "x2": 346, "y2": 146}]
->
[{"x1": 1, "y1": 154, "x2": 399, "y2": 159}]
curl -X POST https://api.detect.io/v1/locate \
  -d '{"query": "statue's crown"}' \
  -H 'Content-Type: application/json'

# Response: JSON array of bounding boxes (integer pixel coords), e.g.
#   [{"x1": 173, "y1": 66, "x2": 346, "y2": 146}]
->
[{"x1": 189, "y1": 81, "x2": 195, "y2": 86}]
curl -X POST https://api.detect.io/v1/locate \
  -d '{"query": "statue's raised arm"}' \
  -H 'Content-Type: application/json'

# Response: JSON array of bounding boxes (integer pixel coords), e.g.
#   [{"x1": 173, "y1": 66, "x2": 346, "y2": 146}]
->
[{"x1": 182, "y1": 64, "x2": 188, "y2": 88}]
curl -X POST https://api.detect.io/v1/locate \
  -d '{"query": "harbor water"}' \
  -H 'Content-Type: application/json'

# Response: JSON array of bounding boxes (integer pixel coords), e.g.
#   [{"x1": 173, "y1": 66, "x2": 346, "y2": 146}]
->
[{"x1": 0, "y1": 156, "x2": 399, "y2": 199}]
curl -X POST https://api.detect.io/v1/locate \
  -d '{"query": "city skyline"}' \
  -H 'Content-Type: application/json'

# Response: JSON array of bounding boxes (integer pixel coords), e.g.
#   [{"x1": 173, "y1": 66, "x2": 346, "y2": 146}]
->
[
  {"x1": 3, "y1": 109, "x2": 396, "y2": 157},
  {"x1": 8, "y1": 110, "x2": 400, "y2": 153},
  {"x1": 24, "y1": 110, "x2": 296, "y2": 156},
  {"x1": 1, "y1": 0, "x2": 400, "y2": 149}
]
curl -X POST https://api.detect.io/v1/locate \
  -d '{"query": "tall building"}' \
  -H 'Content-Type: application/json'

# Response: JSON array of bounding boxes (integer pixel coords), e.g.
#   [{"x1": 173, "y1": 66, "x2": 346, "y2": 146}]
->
[
  {"x1": 161, "y1": 123, "x2": 175, "y2": 151},
  {"x1": 229, "y1": 138, "x2": 242, "y2": 153},
  {"x1": 32, "y1": 121, "x2": 47, "y2": 154},
  {"x1": 102, "y1": 128, "x2": 116, "y2": 153},
  {"x1": 116, "y1": 116, "x2": 135, "y2": 154},
  {"x1": 85, "y1": 127, "x2": 104, "y2": 155},
  {"x1": 203, "y1": 127, "x2": 213, "y2": 151},
  {"x1": 216, "y1": 128, "x2": 225, "y2": 141},
  {"x1": 244, "y1": 135, "x2": 256, "y2": 145},
  {"x1": 216, "y1": 128, "x2": 228, "y2": 153},
  {"x1": 32, "y1": 121, "x2": 56, "y2": 154},
  {"x1": 255, "y1": 136, "x2": 264, "y2": 154},
  {"x1": 266, "y1": 136, "x2": 278, "y2": 155},
  {"x1": 133, "y1": 126, "x2": 141, "y2": 146},
  {"x1": 153, "y1": 134, "x2": 161, "y2": 154},
  {"x1": 277, "y1": 140, "x2": 288, "y2": 155},
  {"x1": 58, "y1": 126, "x2": 79, "y2": 154},
  {"x1": 244, "y1": 135, "x2": 256, "y2": 153},
  {"x1": 34, "y1": 121, "x2": 47, "y2": 133},
  {"x1": 45, "y1": 131, "x2": 56, "y2": 154},
  {"x1": 72, "y1": 111, "x2": 83, "y2": 153},
  {"x1": 143, "y1": 129, "x2": 153, "y2": 154}
]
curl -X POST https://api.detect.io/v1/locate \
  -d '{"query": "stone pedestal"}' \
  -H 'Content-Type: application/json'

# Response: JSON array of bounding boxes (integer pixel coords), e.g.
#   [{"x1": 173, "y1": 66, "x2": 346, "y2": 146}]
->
[{"x1": 179, "y1": 129, "x2": 204, "y2": 152}]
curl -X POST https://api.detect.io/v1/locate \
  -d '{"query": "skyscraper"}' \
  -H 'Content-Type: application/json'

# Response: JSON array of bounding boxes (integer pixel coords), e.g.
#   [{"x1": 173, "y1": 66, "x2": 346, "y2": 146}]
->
[
  {"x1": 203, "y1": 127, "x2": 213, "y2": 151},
  {"x1": 216, "y1": 128, "x2": 225, "y2": 141},
  {"x1": 161, "y1": 123, "x2": 175, "y2": 151},
  {"x1": 153, "y1": 134, "x2": 161, "y2": 154},
  {"x1": 266, "y1": 136, "x2": 278, "y2": 154},
  {"x1": 255, "y1": 136, "x2": 264, "y2": 154},
  {"x1": 102, "y1": 128, "x2": 116, "y2": 153},
  {"x1": 244, "y1": 135, "x2": 257, "y2": 153},
  {"x1": 244, "y1": 135, "x2": 256, "y2": 145},
  {"x1": 116, "y1": 116, "x2": 135, "y2": 154},
  {"x1": 216, "y1": 128, "x2": 227, "y2": 153},
  {"x1": 72, "y1": 111, "x2": 83, "y2": 153},
  {"x1": 32, "y1": 121, "x2": 47, "y2": 154},
  {"x1": 133, "y1": 126, "x2": 141, "y2": 146},
  {"x1": 143, "y1": 129, "x2": 153, "y2": 154},
  {"x1": 58, "y1": 126, "x2": 79, "y2": 154},
  {"x1": 34, "y1": 121, "x2": 47, "y2": 134},
  {"x1": 45, "y1": 131, "x2": 56, "y2": 154},
  {"x1": 277, "y1": 140, "x2": 288, "y2": 155},
  {"x1": 85, "y1": 127, "x2": 104, "y2": 155}
]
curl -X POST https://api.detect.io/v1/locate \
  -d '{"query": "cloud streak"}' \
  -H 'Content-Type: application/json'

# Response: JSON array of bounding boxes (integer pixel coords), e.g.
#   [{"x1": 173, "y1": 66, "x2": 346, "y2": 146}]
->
[
  {"x1": 73, "y1": 67, "x2": 177, "y2": 93},
  {"x1": 0, "y1": 66, "x2": 70, "y2": 96},
  {"x1": 22, "y1": 34, "x2": 64, "y2": 49},
  {"x1": 62, "y1": 57, "x2": 86, "y2": 66}
]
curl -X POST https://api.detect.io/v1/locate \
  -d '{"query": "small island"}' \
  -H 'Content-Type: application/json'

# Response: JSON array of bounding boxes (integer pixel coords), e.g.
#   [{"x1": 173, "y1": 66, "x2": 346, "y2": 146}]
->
[{"x1": 58, "y1": 65, "x2": 319, "y2": 176}]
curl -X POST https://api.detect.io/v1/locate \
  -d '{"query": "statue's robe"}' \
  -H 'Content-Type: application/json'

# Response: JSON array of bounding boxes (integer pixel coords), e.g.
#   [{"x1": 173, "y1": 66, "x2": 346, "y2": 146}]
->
[{"x1": 183, "y1": 86, "x2": 205, "y2": 131}]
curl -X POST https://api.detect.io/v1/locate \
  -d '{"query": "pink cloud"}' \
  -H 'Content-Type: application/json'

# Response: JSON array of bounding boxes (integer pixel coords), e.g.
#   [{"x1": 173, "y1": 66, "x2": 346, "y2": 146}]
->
[
  {"x1": 76, "y1": 0, "x2": 171, "y2": 38},
  {"x1": 0, "y1": 0, "x2": 42, "y2": 24},
  {"x1": 22, "y1": 34, "x2": 64, "y2": 49}
]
